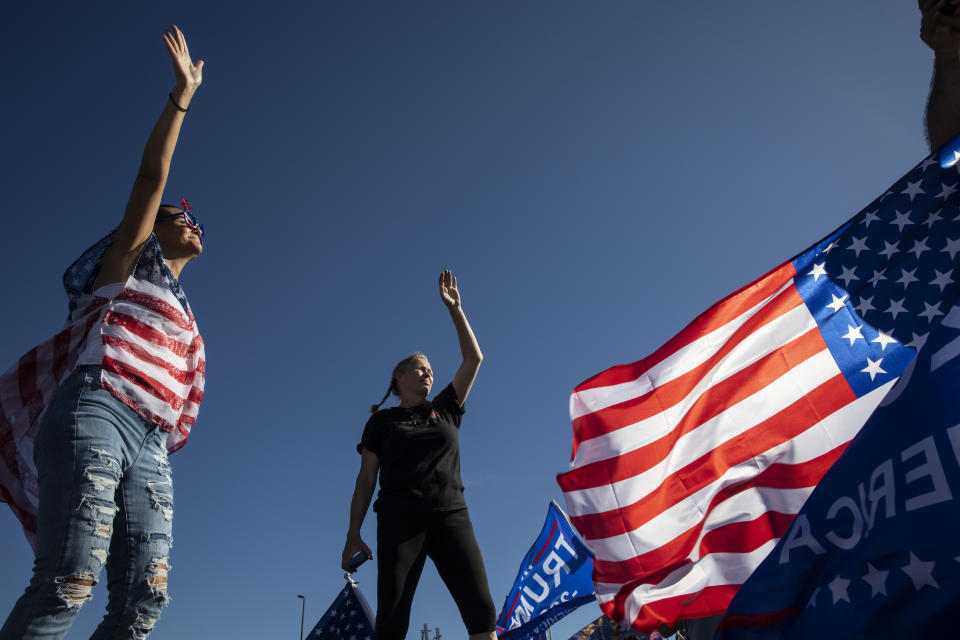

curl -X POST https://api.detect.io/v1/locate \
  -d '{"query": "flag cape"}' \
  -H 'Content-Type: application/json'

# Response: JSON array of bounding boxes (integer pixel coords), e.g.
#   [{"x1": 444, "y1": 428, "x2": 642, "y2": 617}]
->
[
  {"x1": 497, "y1": 502, "x2": 596, "y2": 640},
  {"x1": 307, "y1": 581, "x2": 375, "y2": 640},
  {"x1": 717, "y1": 303, "x2": 960, "y2": 639},
  {"x1": 0, "y1": 232, "x2": 204, "y2": 550},
  {"x1": 557, "y1": 145, "x2": 960, "y2": 631}
]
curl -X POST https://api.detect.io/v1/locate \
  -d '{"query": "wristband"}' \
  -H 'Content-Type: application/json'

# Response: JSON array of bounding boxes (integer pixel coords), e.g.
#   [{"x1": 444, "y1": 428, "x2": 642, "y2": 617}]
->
[{"x1": 168, "y1": 92, "x2": 189, "y2": 113}]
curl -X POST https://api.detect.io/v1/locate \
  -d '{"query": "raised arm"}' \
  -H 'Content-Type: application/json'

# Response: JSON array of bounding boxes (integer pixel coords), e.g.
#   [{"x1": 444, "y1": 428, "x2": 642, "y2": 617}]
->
[
  {"x1": 96, "y1": 26, "x2": 204, "y2": 287},
  {"x1": 920, "y1": 0, "x2": 960, "y2": 151},
  {"x1": 439, "y1": 269, "x2": 483, "y2": 406},
  {"x1": 341, "y1": 449, "x2": 378, "y2": 572}
]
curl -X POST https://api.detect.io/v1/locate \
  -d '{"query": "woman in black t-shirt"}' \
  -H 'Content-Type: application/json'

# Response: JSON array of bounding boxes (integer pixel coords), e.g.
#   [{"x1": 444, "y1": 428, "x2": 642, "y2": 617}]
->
[{"x1": 342, "y1": 270, "x2": 497, "y2": 640}]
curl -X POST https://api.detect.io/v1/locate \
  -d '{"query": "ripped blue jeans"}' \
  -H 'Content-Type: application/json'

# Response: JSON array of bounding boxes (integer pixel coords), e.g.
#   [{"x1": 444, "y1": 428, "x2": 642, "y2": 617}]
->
[{"x1": 0, "y1": 366, "x2": 174, "y2": 640}]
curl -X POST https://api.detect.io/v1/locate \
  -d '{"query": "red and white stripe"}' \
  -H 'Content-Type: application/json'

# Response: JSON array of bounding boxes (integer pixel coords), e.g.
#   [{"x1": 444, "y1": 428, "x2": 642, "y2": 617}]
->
[
  {"x1": 0, "y1": 295, "x2": 109, "y2": 548},
  {"x1": 556, "y1": 262, "x2": 891, "y2": 631},
  {"x1": 100, "y1": 277, "x2": 205, "y2": 453},
  {"x1": 0, "y1": 277, "x2": 204, "y2": 550}
]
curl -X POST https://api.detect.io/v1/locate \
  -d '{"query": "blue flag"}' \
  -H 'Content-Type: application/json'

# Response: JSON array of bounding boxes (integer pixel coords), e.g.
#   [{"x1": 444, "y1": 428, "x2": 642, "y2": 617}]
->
[
  {"x1": 497, "y1": 502, "x2": 596, "y2": 640},
  {"x1": 307, "y1": 581, "x2": 375, "y2": 640},
  {"x1": 717, "y1": 305, "x2": 960, "y2": 638}
]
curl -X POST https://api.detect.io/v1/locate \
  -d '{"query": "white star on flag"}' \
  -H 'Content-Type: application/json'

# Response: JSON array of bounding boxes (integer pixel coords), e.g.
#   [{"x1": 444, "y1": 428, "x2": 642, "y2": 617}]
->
[
  {"x1": 872, "y1": 331, "x2": 897, "y2": 350},
  {"x1": 849, "y1": 236, "x2": 870, "y2": 256},
  {"x1": 826, "y1": 294, "x2": 848, "y2": 313},
  {"x1": 884, "y1": 298, "x2": 907, "y2": 319},
  {"x1": 861, "y1": 562, "x2": 889, "y2": 598},
  {"x1": 841, "y1": 325, "x2": 865, "y2": 345},
  {"x1": 930, "y1": 270, "x2": 953, "y2": 292},
  {"x1": 936, "y1": 182, "x2": 958, "y2": 199},
  {"x1": 808, "y1": 263, "x2": 827, "y2": 281},
  {"x1": 910, "y1": 238, "x2": 930, "y2": 258},
  {"x1": 902, "y1": 553, "x2": 939, "y2": 591},
  {"x1": 862, "y1": 358, "x2": 886, "y2": 380},
  {"x1": 906, "y1": 332, "x2": 929, "y2": 350},
  {"x1": 891, "y1": 210, "x2": 913, "y2": 231},
  {"x1": 896, "y1": 267, "x2": 919, "y2": 288},
  {"x1": 942, "y1": 236, "x2": 960, "y2": 259},
  {"x1": 902, "y1": 180, "x2": 924, "y2": 200},
  {"x1": 838, "y1": 265, "x2": 858, "y2": 286},
  {"x1": 854, "y1": 296, "x2": 875, "y2": 315},
  {"x1": 828, "y1": 575, "x2": 851, "y2": 604},
  {"x1": 920, "y1": 302, "x2": 944, "y2": 322}
]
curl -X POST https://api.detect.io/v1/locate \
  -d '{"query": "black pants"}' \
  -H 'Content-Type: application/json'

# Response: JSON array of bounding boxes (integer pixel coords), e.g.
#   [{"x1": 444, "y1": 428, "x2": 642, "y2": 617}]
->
[{"x1": 375, "y1": 508, "x2": 496, "y2": 640}]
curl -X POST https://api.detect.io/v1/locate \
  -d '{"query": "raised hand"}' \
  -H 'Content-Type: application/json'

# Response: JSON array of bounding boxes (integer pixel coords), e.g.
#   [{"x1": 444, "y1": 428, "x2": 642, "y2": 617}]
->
[
  {"x1": 920, "y1": 0, "x2": 960, "y2": 53},
  {"x1": 163, "y1": 25, "x2": 203, "y2": 92},
  {"x1": 439, "y1": 269, "x2": 461, "y2": 309}
]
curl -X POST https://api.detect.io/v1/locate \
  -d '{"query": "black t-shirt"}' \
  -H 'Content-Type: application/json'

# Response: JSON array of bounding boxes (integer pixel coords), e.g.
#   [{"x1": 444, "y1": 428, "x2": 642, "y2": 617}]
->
[{"x1": 357, "y1": 383, "x2": 467, "y2": 514}]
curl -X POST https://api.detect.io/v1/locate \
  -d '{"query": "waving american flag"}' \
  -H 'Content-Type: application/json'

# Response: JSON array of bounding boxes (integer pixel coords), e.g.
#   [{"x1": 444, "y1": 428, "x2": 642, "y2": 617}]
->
[
  {"x1": 557, "y1": 147, "x2": 960, "y2": 632},
  {"x1": 717, "y1": 304, "x2": 960, "y2": 639}
]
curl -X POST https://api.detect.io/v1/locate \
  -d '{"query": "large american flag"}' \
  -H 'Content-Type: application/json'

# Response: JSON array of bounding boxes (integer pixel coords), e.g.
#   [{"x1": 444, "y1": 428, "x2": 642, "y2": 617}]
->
[
  {"x1": 0, "y1": 233, "x2": 205, "y2": 550},
  {"x1": 308, "y1": 581, "x2": 375, "y2": 640},
  {"x1": 717, "y1": 304, "x2": 960, "y2": 639},
  {"x1": 556, "y1": 151, "x2": 960, "y2": 631}
]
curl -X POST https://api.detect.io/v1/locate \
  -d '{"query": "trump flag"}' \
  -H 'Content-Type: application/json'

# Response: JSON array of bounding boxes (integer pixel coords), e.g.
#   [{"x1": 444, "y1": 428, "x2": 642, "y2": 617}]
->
[
  {"x1": 497, "y1": 502, "x2": 596, "y2": 640},
  {"x1": 718, "y1": 303, "x2": 960, "y2": 638},
  {"x1": 557, "y1": 144, "x2": 960, "y2": 632}
]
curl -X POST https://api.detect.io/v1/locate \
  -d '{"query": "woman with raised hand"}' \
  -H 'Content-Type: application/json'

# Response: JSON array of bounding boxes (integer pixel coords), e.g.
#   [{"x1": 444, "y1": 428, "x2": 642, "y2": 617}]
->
[
  {"x1": 0, "y1": 26, "x2": 206, "y2": 639},
  {"x1": 342, "y1": 270, "x2": 498, "y2": 640}
]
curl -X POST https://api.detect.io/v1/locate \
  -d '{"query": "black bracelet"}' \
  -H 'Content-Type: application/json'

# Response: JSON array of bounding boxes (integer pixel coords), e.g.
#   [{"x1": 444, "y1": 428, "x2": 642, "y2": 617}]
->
[{"x1": 168, "y1": 92, "x2": 189, "y2": 113}]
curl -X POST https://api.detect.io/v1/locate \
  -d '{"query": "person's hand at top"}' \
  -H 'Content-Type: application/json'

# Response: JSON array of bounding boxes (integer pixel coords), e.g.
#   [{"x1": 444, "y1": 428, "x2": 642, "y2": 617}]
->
[
  {"x1": 921, "y1": 1, "x2": 960, "y2": 150},
  {"x1": 920, "y1": 0, "x2": 960, "y2": 56},
  {"x1": 163, "y1": 25, "x2": 203, "y2": 108},
  {"x1": 439, "y1": 269, "x2": 461, "y2": 309}
]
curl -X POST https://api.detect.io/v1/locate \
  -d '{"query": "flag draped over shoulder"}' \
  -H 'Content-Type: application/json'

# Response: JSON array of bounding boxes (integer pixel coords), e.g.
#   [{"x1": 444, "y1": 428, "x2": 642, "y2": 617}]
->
[
  {"x1": 716, "y1": 303, "x2": 960, "y2": 639},
  {"x1": 307, "y1": 581, "x2": 375, "y2": 640},
  {"x1": 496, "y1": 502, "x2": 596, "y2": 640},
  {"x1": 556, "y1": 148, "x2": 960, "y2": 632},
  {"x1": 0, "y1": 232, "x2": 204, "y2": 550}
]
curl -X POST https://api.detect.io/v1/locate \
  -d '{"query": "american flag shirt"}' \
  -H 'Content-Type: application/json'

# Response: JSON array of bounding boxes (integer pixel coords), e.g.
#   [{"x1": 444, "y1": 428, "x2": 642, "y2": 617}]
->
[{"x1": 0, "y1": 231, "x2": 205, "y2": 549}]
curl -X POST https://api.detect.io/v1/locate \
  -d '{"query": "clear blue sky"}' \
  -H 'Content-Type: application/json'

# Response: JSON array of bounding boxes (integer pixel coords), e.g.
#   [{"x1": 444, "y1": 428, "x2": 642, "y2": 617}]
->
[{"x1": 0, "y1": 2, "x2": 936, "y2": 638}]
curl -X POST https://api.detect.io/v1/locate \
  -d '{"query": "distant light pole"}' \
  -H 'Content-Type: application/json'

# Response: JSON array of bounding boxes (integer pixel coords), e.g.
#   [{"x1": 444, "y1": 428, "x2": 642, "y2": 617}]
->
[{"x1": 297, "y1": 594, "x2": 306, "y2": 640}]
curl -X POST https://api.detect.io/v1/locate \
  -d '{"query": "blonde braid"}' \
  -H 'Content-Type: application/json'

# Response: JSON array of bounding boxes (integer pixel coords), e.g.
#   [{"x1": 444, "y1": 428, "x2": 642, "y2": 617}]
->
[{"x1": 370, "y1": 383, "x2": 393, "y2": 414}]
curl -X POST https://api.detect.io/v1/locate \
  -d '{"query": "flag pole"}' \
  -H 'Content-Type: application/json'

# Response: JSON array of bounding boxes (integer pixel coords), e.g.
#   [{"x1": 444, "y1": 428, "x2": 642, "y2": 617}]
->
[{"x1": 297, "y1": 594, "x2": 305, "y2": 640}]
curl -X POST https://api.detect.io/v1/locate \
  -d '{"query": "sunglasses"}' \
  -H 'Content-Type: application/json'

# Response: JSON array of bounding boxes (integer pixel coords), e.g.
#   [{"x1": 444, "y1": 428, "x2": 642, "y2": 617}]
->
[{"x1": 157, "y1": 198, "x2": 205, "y2": 243}]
